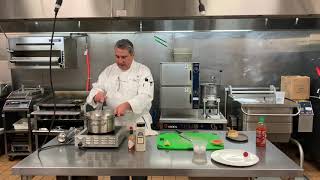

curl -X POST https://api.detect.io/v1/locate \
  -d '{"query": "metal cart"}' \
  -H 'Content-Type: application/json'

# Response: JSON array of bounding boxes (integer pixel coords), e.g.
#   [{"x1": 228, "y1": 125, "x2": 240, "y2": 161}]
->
[
  {"x1": 2, "y1": 86, "x2": 45, "y2": 160},
  {"x1": 2, "y1": 102, "x2": 33, "y2": 160}
]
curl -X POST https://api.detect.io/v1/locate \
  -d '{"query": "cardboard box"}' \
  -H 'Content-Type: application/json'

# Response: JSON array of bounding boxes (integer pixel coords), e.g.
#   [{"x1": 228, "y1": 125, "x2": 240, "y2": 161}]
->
[{"x1": 281, "y1": 76, "x2": 310, "y2": 100}]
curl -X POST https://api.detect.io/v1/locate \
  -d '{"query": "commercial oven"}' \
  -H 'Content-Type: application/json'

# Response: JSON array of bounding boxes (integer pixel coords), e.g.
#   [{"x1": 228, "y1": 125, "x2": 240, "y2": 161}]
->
[{"x1": 160, "y1": 62, "x2": 200, "y2": 109}]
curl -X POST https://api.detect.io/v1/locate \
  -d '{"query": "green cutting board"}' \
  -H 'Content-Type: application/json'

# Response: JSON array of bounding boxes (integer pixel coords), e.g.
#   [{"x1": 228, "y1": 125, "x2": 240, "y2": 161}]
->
[{"x1": 157, "y1": 132, "x2": 224, "y2": 150}]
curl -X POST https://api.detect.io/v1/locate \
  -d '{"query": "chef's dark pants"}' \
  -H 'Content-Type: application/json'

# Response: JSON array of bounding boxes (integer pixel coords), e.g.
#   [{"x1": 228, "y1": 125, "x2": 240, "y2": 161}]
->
[{"x1": 111, "y1": 176, "x2": 147, "y2": 180}]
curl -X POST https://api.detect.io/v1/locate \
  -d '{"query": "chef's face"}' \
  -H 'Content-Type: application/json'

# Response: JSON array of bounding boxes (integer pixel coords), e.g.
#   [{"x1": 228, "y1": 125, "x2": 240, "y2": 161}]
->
[{"x1": 115, "y1": 48, "x2": 134, "y2": 71}]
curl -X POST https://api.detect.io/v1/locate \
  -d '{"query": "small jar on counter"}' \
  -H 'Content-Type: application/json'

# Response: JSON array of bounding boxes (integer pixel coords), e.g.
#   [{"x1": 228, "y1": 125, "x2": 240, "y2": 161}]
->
[
  {"x1": 128, "y1": 126, "x2": 135, "y2": 151},
  {"x1": 135, "y1": 122, "x2": 146, "y2": 152}
]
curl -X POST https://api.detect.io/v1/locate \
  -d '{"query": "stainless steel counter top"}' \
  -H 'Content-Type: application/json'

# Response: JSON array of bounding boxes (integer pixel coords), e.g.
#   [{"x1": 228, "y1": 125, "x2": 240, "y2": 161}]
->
[{"x1": 12, "y1": 131, "x2": 303, "y2": 178}]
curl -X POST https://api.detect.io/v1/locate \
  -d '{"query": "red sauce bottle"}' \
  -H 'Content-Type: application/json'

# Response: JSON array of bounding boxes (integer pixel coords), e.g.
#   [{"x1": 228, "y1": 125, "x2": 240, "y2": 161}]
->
[{"x1": 256, "y1": 116, "x2": 267, "y2": 147}]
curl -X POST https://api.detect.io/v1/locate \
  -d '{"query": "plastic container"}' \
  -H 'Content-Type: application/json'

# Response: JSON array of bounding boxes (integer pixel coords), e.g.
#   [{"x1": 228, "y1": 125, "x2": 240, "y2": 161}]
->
[
  {"x1": 275, "y1": 91, "x2": 285, "y2": 104},
  {"x1": 173, "y1": 48, "x2": 192, "y2": 62},
  {"x1": 192, "y1": 140, "x2": 207, "y2": 164},
  {"x1": 256, "y1": 117, "x2": 267, "y2": 147}
]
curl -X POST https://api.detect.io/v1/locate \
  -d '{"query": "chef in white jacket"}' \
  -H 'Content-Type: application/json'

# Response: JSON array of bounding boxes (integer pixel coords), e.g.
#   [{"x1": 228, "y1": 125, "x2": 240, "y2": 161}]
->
[{"x1": 86, "y1": 39, "x2": 158, "y2": 137}]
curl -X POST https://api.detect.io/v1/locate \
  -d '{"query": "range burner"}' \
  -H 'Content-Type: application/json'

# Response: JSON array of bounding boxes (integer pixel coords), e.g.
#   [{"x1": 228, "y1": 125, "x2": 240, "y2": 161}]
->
[
  {"x1": 75, "y1": 126, "x2": 127, "y2": 148},
  {"x1": 32, "y1": 92, "x2": 86, "y2": 120}
]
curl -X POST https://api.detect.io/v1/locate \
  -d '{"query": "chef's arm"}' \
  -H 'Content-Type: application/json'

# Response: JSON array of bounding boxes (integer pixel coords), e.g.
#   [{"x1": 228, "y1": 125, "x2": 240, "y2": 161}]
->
[
  {"x1": 86, "y1": 70, "x2": 107, "y2": 108},
  {"x1": 127, "y1": 70, "x2": 154, "y2": 114}
]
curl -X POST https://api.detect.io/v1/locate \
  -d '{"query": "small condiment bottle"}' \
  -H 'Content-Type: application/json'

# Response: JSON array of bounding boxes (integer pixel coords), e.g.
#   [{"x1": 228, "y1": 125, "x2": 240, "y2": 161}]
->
[
  {"x1": 135, "y1": 122, "x2": 146, "y2": 152},
  {"x1": 128, "y1": 126, "x2": 135, "y2": 152}
]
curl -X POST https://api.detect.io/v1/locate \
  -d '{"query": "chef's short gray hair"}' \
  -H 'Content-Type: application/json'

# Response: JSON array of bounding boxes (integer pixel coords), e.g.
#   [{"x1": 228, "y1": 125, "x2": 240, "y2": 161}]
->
[{"x1": 114, "y1": 39, "x2": 134, "y2": 55}]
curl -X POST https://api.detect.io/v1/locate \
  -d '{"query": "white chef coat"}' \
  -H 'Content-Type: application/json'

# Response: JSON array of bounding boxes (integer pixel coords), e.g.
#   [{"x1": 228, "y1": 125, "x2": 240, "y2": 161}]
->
[{"x1": 86, "y1": 60, "x2": 158, "y2": 136}]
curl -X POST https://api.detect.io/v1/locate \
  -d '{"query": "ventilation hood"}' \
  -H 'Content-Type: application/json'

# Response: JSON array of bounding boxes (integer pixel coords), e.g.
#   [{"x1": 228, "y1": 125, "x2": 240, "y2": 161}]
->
[
  {"x1": 0, "y1": 0, "x2": 320, "y2": 20},
  {"x1": 1, "y1": 0, "x2": 320, "y2": 32}
]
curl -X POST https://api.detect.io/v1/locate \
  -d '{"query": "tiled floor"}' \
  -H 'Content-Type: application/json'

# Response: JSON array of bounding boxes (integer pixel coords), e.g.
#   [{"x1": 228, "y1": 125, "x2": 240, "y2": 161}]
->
[{"x1": 0, "y1": 144, "x2": 319, "y2": 180}]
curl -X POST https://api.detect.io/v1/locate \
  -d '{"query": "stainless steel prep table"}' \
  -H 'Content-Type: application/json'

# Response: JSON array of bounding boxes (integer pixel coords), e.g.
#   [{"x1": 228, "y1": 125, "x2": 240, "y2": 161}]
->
[{"x1": 12, "y1": 131, "x2": 303, "y2": 179}]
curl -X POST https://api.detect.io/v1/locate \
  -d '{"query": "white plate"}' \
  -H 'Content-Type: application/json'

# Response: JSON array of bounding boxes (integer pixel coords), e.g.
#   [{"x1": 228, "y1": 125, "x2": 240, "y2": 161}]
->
[{"x1": 211, "y1": 149, "x2": 259, "y2": 167}]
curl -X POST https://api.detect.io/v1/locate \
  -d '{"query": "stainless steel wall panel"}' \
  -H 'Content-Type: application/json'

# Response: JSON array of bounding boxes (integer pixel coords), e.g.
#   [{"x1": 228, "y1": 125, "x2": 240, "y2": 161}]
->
[{"x1": 0, "y1": 31, "x2": 318, "y2": 109}]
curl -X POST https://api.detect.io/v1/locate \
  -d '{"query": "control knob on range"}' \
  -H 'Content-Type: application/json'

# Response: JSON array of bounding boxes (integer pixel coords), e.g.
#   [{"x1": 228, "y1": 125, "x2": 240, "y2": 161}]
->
[
  {"x1": 78, "y1": 142, "x2": 83, "y2": 147},
  {"x1": 76, "y1": 137, "x2": 85, "y2": 147}
]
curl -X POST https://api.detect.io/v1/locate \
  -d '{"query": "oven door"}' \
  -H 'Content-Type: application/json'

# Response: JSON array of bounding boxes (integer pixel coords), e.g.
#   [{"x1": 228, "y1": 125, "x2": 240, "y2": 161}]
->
[{"x1": 160, "y1": 86, "x2": 192, "y2": 109}]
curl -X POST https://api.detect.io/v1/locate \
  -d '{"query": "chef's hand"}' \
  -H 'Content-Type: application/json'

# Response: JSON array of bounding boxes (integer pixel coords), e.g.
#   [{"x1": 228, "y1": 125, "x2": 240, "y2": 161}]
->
[
  {"x1": 94, "y1": 91, "x2": 106, "y2": 103},
  {"x1": 114, "y1": 102, "x2": 131, "y2": 116}
]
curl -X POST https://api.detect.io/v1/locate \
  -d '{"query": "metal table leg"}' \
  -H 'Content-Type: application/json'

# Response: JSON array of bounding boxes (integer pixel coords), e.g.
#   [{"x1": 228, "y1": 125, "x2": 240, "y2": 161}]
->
[
  {"x1": 290, "y1": 137, "x2": 308, "y2": 180},
  {"x1": 290, "y1": 137, "x2": 304, "y2": 168}
]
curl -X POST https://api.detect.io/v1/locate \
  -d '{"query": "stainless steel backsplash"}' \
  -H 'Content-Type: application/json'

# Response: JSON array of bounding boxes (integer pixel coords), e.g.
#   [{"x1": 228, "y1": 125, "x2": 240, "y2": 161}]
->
[{"x1": 1, "y1": 31, "x2": 319, "y2": 107}]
